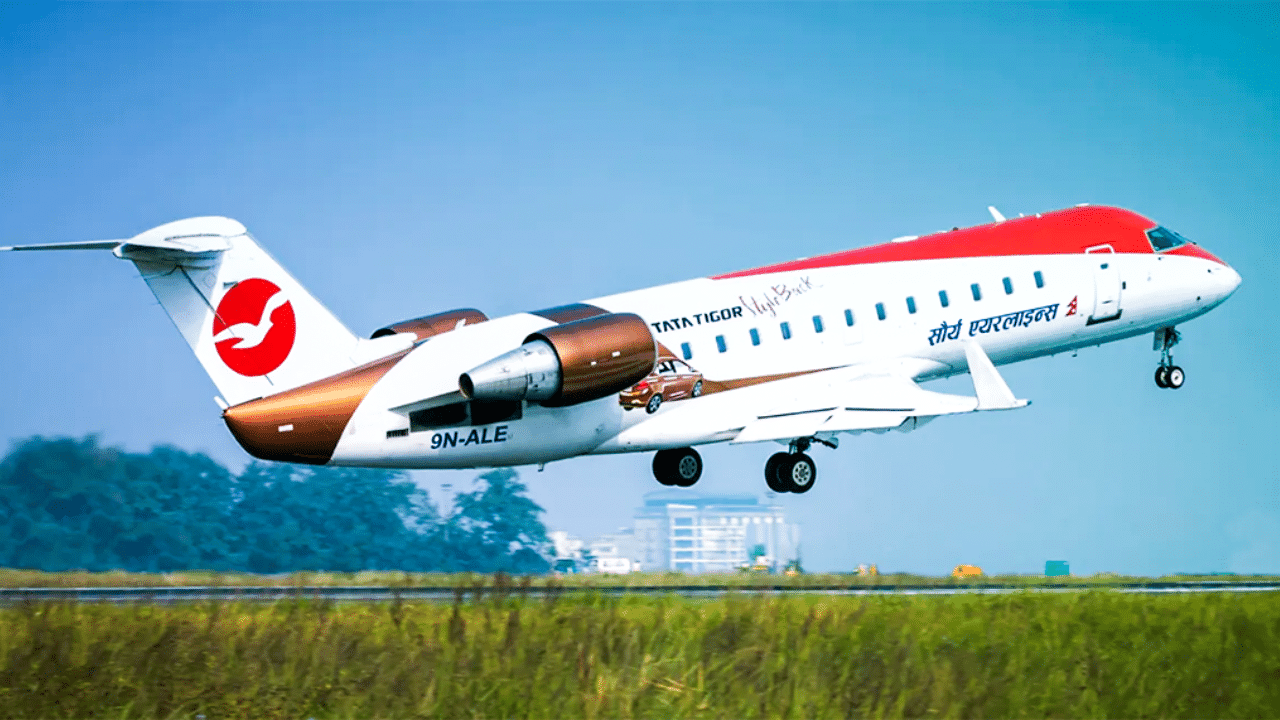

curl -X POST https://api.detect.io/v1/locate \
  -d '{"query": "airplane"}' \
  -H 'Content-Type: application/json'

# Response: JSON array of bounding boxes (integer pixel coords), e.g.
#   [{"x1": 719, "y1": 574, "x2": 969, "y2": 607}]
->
[{"x1": 2, "y1": 204, "x2": 1241, "y2": 494}]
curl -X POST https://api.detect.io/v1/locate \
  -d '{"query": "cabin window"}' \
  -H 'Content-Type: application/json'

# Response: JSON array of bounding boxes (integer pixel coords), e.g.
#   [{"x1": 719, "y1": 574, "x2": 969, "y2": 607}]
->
[
  {"x1": 1034, "y1": 271, "x2": 1044, "y2": 288},
  {"x1": 780, "y1": 322, "x2": 792, "y2": 340},
  {"x1": 716, "y1": 335, "x2": 727, "y2": 353},
  {"x1": 939, "y1": 290, "x2": 950, "y2": 308},
  {"x1": 750, "y1": 328, "x2": 760, "y2": 346},
  {"x1": 1146, "y1": 226, "x2": 1190, "y2": 251},
  {"x1": 1003, "y1": 277, "x2": 1013, "y2": 295},
  {"x1": 844, "y1": 309, "x2": 855, "y2": 326},
  {"x1": 681, "y1": 342, "x2": 692, "y2": 360},
  {"x1": 906, "y1": 296, "x2": 917, "y2": 314},
  {"x1": 813, "y1": 315, "x2": 824, "y2": 333},
  {"x1": 971, "y1": 283, "x2": 982, "y2": 301},
  {"x1": 876, "y1": 303, "x2": 886, "y2": 321}
]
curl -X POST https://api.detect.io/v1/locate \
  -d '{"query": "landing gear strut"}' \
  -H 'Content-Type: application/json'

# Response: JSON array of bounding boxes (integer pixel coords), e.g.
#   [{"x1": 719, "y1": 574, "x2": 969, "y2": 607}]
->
[
  {"x1": 764, "y1": 437, "x2": 834, "y2": 494},
  {"x1": 1154, "y1": 327, "x2": 1185, "y2": 389},
  {"x1": 653, "y1": 447, "x2": 702, "y2": 487}
]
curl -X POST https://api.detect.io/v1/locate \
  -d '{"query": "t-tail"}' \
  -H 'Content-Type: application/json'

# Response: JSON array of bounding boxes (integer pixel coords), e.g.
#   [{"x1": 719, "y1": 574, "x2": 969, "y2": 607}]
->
[{"x1": 2, "y1": 217, "x2": 372, "y2": 407}]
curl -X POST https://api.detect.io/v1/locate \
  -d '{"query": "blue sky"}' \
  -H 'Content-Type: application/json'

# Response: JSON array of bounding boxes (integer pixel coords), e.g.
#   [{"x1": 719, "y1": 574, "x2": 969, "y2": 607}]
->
[{"x1": 2, "y1": 3, "x2": 1277, "y2": 575}]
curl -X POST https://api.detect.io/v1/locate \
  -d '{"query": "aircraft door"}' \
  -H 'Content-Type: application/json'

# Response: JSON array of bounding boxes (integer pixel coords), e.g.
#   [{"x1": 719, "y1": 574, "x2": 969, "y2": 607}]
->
[{"x1": 1089, "y1": 260, "x2": 1122, "y2": 323}]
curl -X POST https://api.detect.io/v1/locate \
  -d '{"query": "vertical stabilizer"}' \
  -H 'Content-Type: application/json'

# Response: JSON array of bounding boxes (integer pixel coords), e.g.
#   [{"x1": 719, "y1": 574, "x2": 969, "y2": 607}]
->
[{"x1": 5, "y1": 217, "x2": 362, "y2": 405}]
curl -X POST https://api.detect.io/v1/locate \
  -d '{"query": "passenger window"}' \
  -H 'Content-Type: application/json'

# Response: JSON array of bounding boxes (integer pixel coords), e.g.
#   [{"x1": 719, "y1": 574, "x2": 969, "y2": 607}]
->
[
  {"x1": 876, "y1": 303, "x2": 886, "y2": 321},
  {"x1": 1034, "y1": 271, "x2": 1044, "y2": 288},
  {"x1": 750, "y1": 328, "x2": 760, "y2": 346},
  {"x1": 780, "y1": 322, "x2": 792, "y2": 340},
  {"x1": 681, "y1": 342, "x2": 692, "y2": 360},
  {"x1": 906, "y1": 296, "x2": 917, "y2": 314},
  {"x1": 939, "y1": 290, "x2": 950, "y2": 308},
  {"x1": 812, "y1": 315, "x2": 824, "y2": 333},
  {"x1": 716, "y1": 335, "x2": 727, "y2": 353},
  {"x1": 844, "y1": 309, "x2": 855, "y2": 326},
  {"x1": 1003, "y1": 277, "x2": 1013, "y2": 295},
  {"x1": 971, "y1": 283, "x2": 982, "y2": 301}
]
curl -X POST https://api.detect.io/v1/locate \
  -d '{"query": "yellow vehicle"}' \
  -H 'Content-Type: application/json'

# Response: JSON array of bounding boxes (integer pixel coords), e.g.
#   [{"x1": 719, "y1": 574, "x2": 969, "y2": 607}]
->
[{"x1": 952, "y1": 564, "x2": 983, "y2": 578}]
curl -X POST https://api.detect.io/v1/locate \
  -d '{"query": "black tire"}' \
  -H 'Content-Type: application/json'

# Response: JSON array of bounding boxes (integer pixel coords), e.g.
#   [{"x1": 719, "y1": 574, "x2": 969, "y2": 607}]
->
[
  {"x1": 1155, "y1": 366, "x2": 1170, "y2": 388},
  {"x1": 765, "y1": 452, "x2": 790, "y2": 492},
  {"x1": 673, "y1": 447, "x2": 702, "y2": 487},
  {"x1": 691, "y1": 380, "x2": 703, "y2": 398},
  {"x1": 653, "y1": 447, "x2": 701, "y2": 487},
  {"x1": 645, "y1": 393, "x2": 662, "y2": 414},
  {"x1": 652, "y1": 452, "x2": 677, "y2": 485},
  {"x1": 780, "y1": 453, "x2": 816, "y2": 494},
  {"x1": 1167, "y1": 366, "x2": 1185, "y2": 389}
]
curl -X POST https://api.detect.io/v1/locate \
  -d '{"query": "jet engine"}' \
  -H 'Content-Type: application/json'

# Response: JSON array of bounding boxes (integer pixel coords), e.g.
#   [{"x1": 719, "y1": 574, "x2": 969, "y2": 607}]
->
[
  {"x1": 459, "y1": 313, "x2": 656, "y2": 408},
  {"x1": 371, "y1": 308, "x2": 489, "y2": 342}
]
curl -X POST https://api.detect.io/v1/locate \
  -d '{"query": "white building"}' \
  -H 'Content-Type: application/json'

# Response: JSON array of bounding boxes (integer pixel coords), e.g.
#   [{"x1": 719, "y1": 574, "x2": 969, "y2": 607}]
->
[{"x1": 633, "y1": 491, "x2": 800, "y2": 573}]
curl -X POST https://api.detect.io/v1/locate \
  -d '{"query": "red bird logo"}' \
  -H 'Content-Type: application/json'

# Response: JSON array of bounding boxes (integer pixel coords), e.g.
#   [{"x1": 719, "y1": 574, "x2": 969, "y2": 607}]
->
[{"x1": 212, "y1": 278, "x2": 296, "y2": 376}]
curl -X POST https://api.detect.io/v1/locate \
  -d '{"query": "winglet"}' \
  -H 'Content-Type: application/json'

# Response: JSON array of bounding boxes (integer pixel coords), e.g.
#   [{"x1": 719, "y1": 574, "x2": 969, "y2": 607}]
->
[
  {"x1": 987, "y1": 206, "x2": 1007, "y2": 223},
  {"x1": 964, "y1": 340, "x2": 1028, "y2": 410}
]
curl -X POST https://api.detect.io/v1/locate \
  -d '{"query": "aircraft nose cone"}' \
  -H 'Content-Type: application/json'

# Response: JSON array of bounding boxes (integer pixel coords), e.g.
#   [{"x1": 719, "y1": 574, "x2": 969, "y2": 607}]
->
[
  {"x1": 1226, "y1": 265, "x2": 1243, "y2": 295},
  {"x1": 1206, "y1": 262, "x2": 1242, "y2": 306}
]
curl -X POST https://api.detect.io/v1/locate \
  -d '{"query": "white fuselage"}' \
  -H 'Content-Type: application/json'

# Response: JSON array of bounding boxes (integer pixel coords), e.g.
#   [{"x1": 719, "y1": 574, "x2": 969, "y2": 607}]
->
[{"x1": 331, "y1": 248, "x2": 1239, "y2": 469}]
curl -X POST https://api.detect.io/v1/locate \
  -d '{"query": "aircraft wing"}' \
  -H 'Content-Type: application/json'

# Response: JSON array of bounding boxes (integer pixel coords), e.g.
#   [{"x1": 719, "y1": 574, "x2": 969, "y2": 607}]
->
[{"x1": 729, "y1": 340, "x2": 1026, "y2": 444}]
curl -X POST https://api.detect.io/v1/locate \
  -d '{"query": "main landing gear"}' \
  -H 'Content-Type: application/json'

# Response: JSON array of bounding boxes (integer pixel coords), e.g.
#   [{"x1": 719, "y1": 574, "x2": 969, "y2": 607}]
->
[
  {"x1": 653, "y1": 447, "x2": 702, "y2": 487},
  {"x1": 765, "y1": 437, "x2": 835, "y2": 494},
  {"x1": 1154, "y1": 327, "x2": 1185, "y2": 390}
]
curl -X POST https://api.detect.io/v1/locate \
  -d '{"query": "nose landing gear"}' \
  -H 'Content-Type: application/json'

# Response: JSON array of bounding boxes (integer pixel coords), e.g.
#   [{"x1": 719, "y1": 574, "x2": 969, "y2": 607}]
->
[
  {"x1": 764, "y1": 437, "x2": 834, "y2": 494},
  {"x1": 1154, "y1": 327, "x2": 1185, "y2": 389}
]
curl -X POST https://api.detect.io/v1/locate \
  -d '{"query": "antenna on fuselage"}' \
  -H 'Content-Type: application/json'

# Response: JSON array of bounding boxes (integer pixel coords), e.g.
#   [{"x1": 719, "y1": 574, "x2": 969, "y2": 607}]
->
[{"x1": 987, "y1": 206, "x2": 1007, "y2": 223}]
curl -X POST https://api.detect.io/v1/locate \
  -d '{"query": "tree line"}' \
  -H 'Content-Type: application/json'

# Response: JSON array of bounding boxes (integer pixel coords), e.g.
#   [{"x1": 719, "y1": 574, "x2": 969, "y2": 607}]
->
[{"x1": 0, "y1": 436, "x2": 550, "y2": 574}]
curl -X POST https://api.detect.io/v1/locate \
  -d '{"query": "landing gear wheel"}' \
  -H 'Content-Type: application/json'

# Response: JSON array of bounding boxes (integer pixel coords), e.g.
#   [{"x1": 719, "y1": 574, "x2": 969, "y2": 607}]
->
[
  {"x1": 765, "y1": 452, "x2": 789, "y2": 493},
  {"x1": 780, "y1": 453, "x2": 816, "y2": 494},
  {"x1": 1155, "y1": 366, "x2": 1170, "y2": 388},
  {"x1": 1166, "y1": 366, "x2": 1184, "y2": 389},
  {"x1": 653, "y1": 447, "x2": 702, "y2": 487},
  {"x1": 645, "y1": 393, "x2": 662, "y2": 414},
  {"x1": 691, "y1": 380, "x2": 703, "y2": 398}
]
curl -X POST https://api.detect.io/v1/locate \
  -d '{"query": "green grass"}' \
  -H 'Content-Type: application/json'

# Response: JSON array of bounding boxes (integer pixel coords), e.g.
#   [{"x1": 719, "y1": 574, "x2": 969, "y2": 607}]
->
[
  {"x1": 1, "y1": 568, "x2": 1275, "y2": 589},
  {"x1": 1, "y1": 591, "x2": 1277, "y2": 718}
]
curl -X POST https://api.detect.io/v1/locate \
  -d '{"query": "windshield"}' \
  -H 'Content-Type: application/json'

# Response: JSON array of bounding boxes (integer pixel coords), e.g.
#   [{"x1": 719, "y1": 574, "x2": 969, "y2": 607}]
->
[{"x1": 1147, "y1": 225, "x2": 1191, "y2": 252}]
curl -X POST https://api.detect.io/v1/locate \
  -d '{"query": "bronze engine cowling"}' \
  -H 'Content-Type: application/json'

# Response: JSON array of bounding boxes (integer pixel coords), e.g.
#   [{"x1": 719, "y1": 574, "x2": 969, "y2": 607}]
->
[
  {"x1": 459, "y1": 313, "x2": 656, "y2": 408},
  {"x1": 371, "y1": 308, "x2": 489, "y2": 342}
]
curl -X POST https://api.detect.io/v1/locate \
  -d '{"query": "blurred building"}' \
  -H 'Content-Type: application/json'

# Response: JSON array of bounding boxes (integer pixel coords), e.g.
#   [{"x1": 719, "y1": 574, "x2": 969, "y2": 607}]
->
[
  {"x1": 633, "y1": 491, "x2": 800, "y2": 573},
  {"x1": 550, "y1": 492, "x2": 800, "y2": 574}
]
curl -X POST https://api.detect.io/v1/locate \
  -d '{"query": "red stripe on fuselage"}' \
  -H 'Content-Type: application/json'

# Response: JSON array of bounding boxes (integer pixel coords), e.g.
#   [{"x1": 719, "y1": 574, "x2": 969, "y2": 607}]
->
[
  {"x1": 713, "y1": 206, "x2": 1159, "y2": 280},
  {"x1": 1163, "y1": 242, "x2": 1228, "y2": 266}
]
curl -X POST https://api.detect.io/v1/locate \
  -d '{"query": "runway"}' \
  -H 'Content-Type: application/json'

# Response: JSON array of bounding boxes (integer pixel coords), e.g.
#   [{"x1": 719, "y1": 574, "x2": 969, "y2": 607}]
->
[{"x1": 2, "y1": 580, "x2": 1278, "y2": 604}]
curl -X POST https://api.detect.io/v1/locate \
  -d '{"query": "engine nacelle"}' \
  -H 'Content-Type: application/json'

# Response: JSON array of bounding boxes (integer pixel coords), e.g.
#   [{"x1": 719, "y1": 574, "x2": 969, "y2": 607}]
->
[
  {"x1": 371, "y1": 308, "x2": 488, "y2": 342},
  {"x1": 459, "y1": 313, "x2": 656, "y2": 408}
]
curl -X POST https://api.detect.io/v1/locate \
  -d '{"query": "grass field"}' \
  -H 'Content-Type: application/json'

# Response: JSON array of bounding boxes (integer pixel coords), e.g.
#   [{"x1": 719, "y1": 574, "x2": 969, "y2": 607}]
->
[
  {"x1": 1, "y1": 568, "x2": 1275, "y2": 589},
  {"x1": 1, "y1": 587, "x2": 1277, "y2": 718}
]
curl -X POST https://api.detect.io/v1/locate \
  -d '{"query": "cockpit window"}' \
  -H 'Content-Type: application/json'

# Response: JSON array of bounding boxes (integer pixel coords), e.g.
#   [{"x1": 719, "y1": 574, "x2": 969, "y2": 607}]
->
[{"x1": 1147, "y1": 226, "x2": 1191, "y2": 252}]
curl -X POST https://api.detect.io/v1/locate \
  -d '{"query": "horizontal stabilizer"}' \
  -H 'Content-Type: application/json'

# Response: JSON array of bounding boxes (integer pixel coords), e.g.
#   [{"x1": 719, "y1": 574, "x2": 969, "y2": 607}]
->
[{"x1": 1, "y1": 239, "x2": 124, "y2": 252}]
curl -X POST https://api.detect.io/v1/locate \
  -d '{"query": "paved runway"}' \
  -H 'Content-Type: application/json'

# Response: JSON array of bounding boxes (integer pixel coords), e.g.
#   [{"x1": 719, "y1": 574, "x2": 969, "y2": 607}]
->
[{"x1": 2, "y1": 580, "x2": 1278, "y2": 604}]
